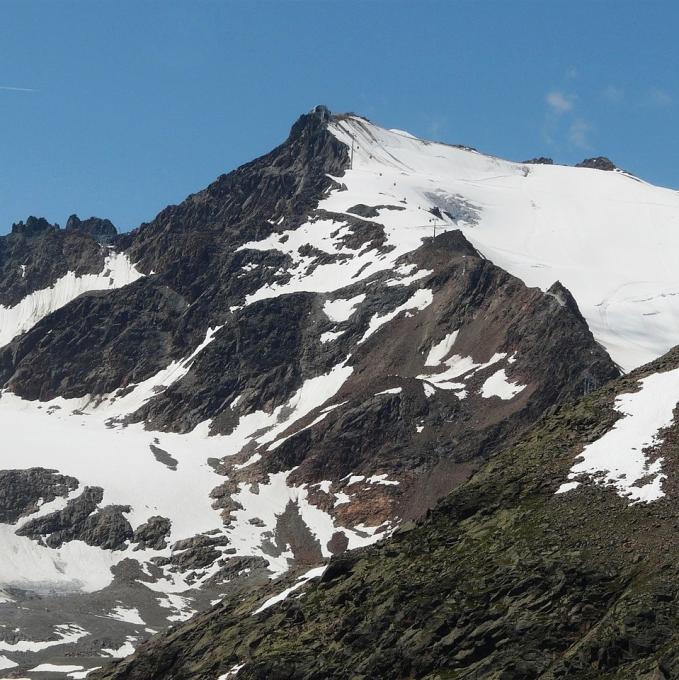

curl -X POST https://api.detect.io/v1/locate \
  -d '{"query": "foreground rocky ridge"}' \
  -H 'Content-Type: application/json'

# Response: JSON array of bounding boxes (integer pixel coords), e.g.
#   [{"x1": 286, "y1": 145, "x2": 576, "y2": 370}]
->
[{"x1": 94, "y1": 346, "x2": 679, "y2": 679}]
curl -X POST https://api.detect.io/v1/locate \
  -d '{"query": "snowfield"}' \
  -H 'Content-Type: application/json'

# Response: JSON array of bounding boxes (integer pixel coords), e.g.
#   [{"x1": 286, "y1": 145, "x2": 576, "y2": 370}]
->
[
  {"x1": 328, "y1": 116, "x2": 679, "y2": 372},
  {"x1": 0, "y1": 345, "x2": 359, "y2": 593}
]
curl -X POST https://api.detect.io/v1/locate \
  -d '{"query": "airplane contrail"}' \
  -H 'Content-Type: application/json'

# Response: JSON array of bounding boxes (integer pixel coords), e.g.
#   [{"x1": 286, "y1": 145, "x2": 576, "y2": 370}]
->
[{"x1": 0, "y1": 85, "x2": 36, "y2": 92}]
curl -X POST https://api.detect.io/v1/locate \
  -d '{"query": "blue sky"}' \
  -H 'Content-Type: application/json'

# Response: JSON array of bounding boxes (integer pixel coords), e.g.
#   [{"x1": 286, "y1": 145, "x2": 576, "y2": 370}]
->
[{"x1": 0, "y1": 0, "x2": 677, "y2": 234}]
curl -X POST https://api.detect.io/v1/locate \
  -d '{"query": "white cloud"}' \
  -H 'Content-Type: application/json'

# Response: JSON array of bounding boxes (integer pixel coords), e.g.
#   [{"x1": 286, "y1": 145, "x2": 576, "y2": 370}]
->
[
  {"x1": 648, "y1": 87, "x2": 672, "y2": 107},
  {"x1": 546, "y1": 91, "x2": 574, "y2": 114},
  {"x1": 602, "y1": 85, "x2": 624, "y2": 102},
  {"x1": 568, "y1": 118, "x2": 592, "y2": 150}
]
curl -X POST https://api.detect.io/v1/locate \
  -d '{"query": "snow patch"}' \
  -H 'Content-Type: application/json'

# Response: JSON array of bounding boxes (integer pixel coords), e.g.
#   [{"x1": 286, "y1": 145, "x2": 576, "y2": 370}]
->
[
  {"x1": 320, "y1": 330, "x2": 344, "y2": 343},
  {"x1": 558, "y1": 368, "x2": 679, "y2": 503},
  {"x1": 157, "y1": 594, "x2": 196, "y2": 623},
  {"x1": 0, "y1": 624, "x2": 88, "y2": 652},
  {"x1": 0, "y1": 251, "x2": 143, "y2": 349},
  {"x1": 218, "y1": 664, "x2": 245, "y2": 679},
  {"x1": 323, "y1": 294, "x2": 365, "y2": 323},
  {"x1": 0, "y1": 655, "x2": 17, "y2": 670},
  {"x1": 480, "y1": 368, "x2": 525, "y2": 400},
  {"x1": 375, "y1": 387, "x2": 402, "y2": 396},
  {"x1": 424, "y1": 330, "x2": 459, "y2": 366},
  {"x1": 68, "y1": 669, "x2": 101, "y2": 679},
  {"x1": 252, "y1": 565, "x2": 326, "y2": 615},
  {"x1": 360, "y1": 288, "x2": 433, "y2": 343},
  {"x1": 367, "y1": 474, "x2": 399, "y2": 486},
  {"x1": 102, "y1": 636, "x2": 137, "y2": 658},
  {"x1": 419, "y1": 351, "x2": 507, "y2": 394},
  {"x1": 333, "y1": 491, "x2": 352, "y2": 507},
  {"x1": 385, "y1": 266, "x2": 433, "y2": 287},
  {"x1": 555, "y1": 481, "x2": 579, "y2": 494},
  {"x1": 29, "y1": 663, "x2": 84, "y2": 673},
  {"x1": 107, "y1": 605, "x2": 145, "y2": 626}
]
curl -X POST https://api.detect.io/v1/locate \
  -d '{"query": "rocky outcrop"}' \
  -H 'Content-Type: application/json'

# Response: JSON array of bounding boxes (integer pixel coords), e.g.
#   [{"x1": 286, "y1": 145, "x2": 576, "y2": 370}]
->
[
  {"x1": 522, "y1": 156, "x2": 554, "y2": 165},
  {"x1": 0, "y1": 468, "x2": 78, "y2": 523},
  {"x1": 16, "y1": 486, "x2": 134, "y2": 550},
  {"x1": 0, "y1": 217, "x2": 110, "y2": 307},
  {"x1": 119, "y1": 106, "x2": 348, "y2": 282},
  {"x1": 576, "y1": 156, "x2": 617, "y2": 171},
  {"x1": 0, "y1": 278, "x2": 189, "y2": 400},
  {"x1": 10, "y1": 216, "x2": 59, "y2": 237},
  {"x1": 65, "y1": 214, "x2": 118, "y2": 243},
  {"x1": 133, "y1": 516, "x2": 172, "y2": 550},
  {"x1": 130, "y1": 291, "x2": 334, "y2": 433}
]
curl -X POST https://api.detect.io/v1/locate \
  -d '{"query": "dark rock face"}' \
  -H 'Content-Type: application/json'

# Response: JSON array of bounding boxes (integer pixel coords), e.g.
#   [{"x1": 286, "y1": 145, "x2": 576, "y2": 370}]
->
[
  {"x1": 133, "y1": 516, "x2": 171, "y2": 550},
  {"x1": 204, "y1": 554, "x2": 270, "y2": 589},
  {"x1": 10, "y1": 216, "x2": 58, "y2": 237},
  {"x1": 347, "y1": 203, "x2": 380, "y2": 218},
  {"x1": 273, "y1": 501, "x2": 324, "y2": 565},
  {"x1": 16, "y1": 486, "x2": 134, "y2": 550},
  {"x1": 0, "y1": 278, "x2": 189, "y2": 400},
  {"x1": 119, "y1": 106, "x2": 348, "y2": 283},
  {"x1": 149, "y1": 443, "x2": 178, "y2": 471},
  {"x1": 0, "y1": 108, "x2": 349, "y2": 406},
  {"x1": 0, "y1": 219, "x2": 110, "y2": 308},
  {"x1": 576, "y1": 156, "x2": 617, "y2": 171},
  {"x1": 131, "y1": 291, "x2": 335, "y2": 433},
  {"x1": 0, "y1": 468, "x2": 78, "y2": 523},
  {"x1": 66, "y1": 214, "x2": 118, "y2": 243},
  {"x1": 91, "y1": 349, "x2": 679, "y2": 680},
  {"x1": 522, "y1": 156, "x2": 554, "y2": 165}
]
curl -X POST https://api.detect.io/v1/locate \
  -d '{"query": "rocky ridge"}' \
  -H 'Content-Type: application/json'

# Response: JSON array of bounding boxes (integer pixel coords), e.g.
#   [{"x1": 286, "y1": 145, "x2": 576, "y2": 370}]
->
[{"x1": 0, "y1": 216, "x2": 113, "y2": 308}]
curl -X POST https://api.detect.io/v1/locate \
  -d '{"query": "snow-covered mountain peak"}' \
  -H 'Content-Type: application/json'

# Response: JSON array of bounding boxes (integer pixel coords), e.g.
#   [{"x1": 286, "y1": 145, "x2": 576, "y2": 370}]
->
[{"x1": 327, "y1": 113, "x2": 679, "y2": 371}]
